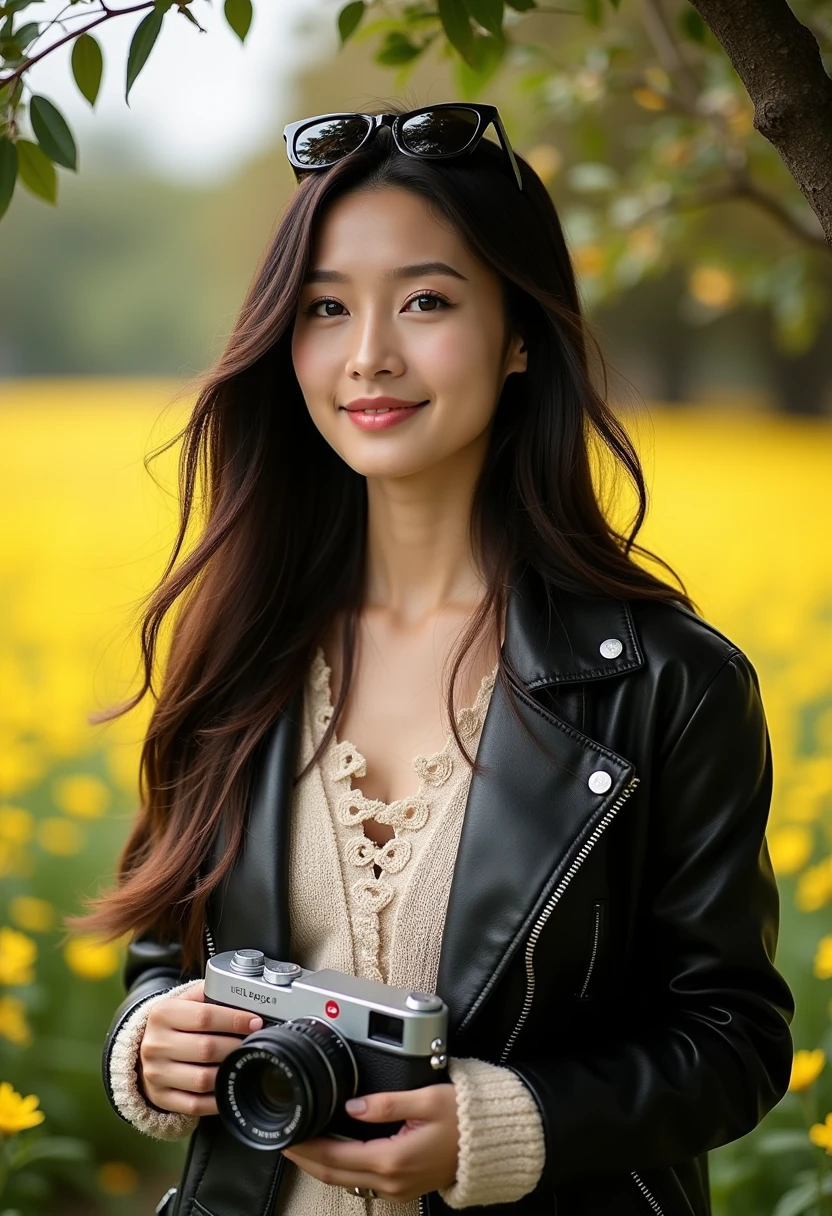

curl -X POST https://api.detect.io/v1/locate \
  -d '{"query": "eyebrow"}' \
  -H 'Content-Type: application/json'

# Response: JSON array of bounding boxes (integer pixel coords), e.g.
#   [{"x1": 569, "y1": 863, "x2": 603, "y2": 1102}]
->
[{"x1": 302, "y1": 260, "x2": 468, "y2": 285}]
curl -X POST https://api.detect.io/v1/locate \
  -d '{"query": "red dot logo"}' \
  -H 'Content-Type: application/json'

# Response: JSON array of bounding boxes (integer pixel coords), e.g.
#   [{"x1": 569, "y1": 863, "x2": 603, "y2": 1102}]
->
[{"x1": 325, "y1": 1000, "x2": 340, "y2": 1019}]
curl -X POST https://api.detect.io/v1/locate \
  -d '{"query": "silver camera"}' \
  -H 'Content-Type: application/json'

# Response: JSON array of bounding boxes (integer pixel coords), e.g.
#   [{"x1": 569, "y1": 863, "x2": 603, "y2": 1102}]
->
[{"x1": 205, "y1": 949, "x2": 450, "y2": 1151}]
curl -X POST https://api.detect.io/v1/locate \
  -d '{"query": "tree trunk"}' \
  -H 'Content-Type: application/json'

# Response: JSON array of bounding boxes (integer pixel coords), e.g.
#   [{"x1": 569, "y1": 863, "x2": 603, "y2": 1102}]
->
[{"x1": 688, "y1": 0, "x2": 832, "y2": 246}]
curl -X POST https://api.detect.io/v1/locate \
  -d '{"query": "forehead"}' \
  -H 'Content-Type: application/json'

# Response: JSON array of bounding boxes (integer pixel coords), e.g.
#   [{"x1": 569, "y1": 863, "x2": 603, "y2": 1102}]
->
[{"x1": 307, "y1": 187, "x2": 480, "y2": 276}]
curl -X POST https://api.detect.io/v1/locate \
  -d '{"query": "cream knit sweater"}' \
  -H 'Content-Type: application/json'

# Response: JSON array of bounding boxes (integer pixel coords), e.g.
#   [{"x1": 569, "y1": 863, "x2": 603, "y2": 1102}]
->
[{"x1": 106, "y1": 648, "x2": 547, "y2": 1212}]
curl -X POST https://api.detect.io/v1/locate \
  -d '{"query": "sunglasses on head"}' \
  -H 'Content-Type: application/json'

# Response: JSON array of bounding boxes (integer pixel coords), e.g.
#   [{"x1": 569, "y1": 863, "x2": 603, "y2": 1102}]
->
[{"x1": 282, "y1": 103, "x2": 523, "y2": 192}]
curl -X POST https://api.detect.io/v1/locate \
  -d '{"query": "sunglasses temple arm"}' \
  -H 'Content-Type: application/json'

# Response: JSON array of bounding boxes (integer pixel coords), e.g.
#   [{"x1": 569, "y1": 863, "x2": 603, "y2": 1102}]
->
[{"x1": 492, "y1": 113, "x2": 523, "y2": 192}]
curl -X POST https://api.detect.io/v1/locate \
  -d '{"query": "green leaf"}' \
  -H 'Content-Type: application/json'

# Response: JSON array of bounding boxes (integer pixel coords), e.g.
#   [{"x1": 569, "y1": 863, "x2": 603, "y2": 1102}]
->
[
  {"x1": 223, "y1": 0, "x2": 252, "y2": 42},
  {"x1": 29, "y1": 94, "x2": 77, "y2": 169},
  {"x1": 16, "y1": 136, "x2": 56, "y2": 202},
  {"x1": 437, "y1": 0, "x2": 474, "y2": 64},
  {"x1": 462, "y1": 0, "x2": 503, "y2": 37},
  {"x1": 0, "y1": 134, "x2": 18, "y2": 218},
  {"x1": 338, "y1": 0, "x2": 365, "y2": 44},
  {"x1": 583, "y1": 0, "x2": 602, "y2": 23},
  {"x1": 11, "y1": 19, "x2": 39, "y2": 47},
  {"x1": 178, "y1": 4, "x2": 206, "y2": 31},
  {"x1": 504, "y1": 0, "x2": 535, "y2": 12},
  {"x1": 1, "y1": 0, "x2": 45, "y2": 14},
  {"x1": 71, "y1": 32, "x2": 103, "y2": 106},
  {"x1": 125, "y1": 7, "x2": 163, "y2": 105},
  {"x1": 375, "y1": 30, "x2": 421, "y2": 64}
]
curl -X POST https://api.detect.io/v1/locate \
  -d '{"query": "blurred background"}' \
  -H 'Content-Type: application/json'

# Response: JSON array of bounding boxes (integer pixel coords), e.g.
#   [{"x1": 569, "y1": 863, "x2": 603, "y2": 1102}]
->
[{"x1": 0, "y1": 0, "x2": 831, "y2": 1212}]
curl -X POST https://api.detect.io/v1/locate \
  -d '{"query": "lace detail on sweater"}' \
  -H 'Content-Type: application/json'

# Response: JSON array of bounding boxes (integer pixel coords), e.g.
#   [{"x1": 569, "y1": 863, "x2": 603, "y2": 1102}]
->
[{"x1": 308, "y1": 647, "x2": 497, "y2": 984}]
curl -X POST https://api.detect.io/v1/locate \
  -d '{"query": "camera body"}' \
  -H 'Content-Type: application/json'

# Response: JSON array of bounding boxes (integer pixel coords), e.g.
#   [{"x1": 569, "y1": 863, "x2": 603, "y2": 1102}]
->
[{"x1": 205, "y1": 949, "x2": 449, "y2": 1151}]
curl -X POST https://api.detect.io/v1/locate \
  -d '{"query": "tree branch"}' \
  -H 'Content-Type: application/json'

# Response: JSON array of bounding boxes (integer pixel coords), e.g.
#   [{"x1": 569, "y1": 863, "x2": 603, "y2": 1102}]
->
[
  {"x1": 0, "y1": 1, "x2": 156, "y2": 91},
  {"x1": 633, "y1": 166, "x2": 829, "y2": 253},
  {"x1": 687, "y1": 0, "x2": 832, "y2": 245}
]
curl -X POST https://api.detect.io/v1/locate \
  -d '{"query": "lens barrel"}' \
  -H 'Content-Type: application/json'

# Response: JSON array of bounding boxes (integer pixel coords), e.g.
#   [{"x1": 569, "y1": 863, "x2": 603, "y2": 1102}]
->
[{"x1": 215, "y1": 1018, "x2": 357, "y2": 1151}]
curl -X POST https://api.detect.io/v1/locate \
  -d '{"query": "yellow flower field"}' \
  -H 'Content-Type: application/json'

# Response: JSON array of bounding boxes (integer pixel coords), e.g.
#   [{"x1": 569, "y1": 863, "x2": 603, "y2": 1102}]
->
[{"x1": 0, "y1": 380, "x2": 830, "y2": 1214}]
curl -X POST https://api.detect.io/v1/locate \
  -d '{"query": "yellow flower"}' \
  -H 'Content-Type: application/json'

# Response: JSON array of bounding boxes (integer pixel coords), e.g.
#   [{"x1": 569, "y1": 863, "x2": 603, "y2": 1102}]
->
[
  {"x1": 797, "y1": 858, "x2": 832, "y2": 912},
  {"x1": 0, "y1": 927, "x2": 37, "y2": 986},
  {"x1": 0, "y1": 807, "x2": 34, "y2": 845},
  {"x1": 97, "y1": 1161, "x2": 139, "y2": 1195},
  {"x1": 64, "y1": 935, "x2": 121, "y2": 980},
  {"x1": 0, "y1": 1081, "x2": 45, "y2": 1135},
  {"x1": 810, "y1": 1113, "x2": 832, "y2": 1154},
  {"x1": 37, "y1": 817, "x2": 83, "y2": 856},
  {"x1": 53, "y1": 773, "x2": 109, "y2": 818},
  {"x1": 768, "y1": 826, "x2": 813, "y2": 875},
  {"x1": 10, "y1": 896, "x2": 56, "y2": 934},
  {"x1": 0, "y1": 996, "x2": 32, "y2": 1047},
  {"x1": 789, "y1": 1049, "x2": 826, "y2": 1092},
  {"x1": 814, "y1": 937, "x2": 832, "y2": 980}
]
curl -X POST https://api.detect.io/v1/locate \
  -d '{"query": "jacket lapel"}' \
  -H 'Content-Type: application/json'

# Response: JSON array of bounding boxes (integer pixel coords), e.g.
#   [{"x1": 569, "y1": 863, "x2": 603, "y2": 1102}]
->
[{"x1": 435, "y1": 563, "x2": 644, "y2": 1038}]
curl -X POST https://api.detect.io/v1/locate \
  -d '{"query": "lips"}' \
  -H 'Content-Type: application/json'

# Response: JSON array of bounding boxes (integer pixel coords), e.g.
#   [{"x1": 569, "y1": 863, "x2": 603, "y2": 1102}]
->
[{"x1": 341, "y1": 397, "x2": 429, "y2": 413}]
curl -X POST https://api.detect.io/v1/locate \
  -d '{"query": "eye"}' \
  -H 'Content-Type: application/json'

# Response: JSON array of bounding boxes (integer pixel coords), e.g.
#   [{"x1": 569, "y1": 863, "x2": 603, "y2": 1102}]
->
[
  {"x1": 302, "y1": 290, "x2": 452, "y2": 318},
  {"x1": 403, "y1": 291, "x2": 451, "y2": 313}
]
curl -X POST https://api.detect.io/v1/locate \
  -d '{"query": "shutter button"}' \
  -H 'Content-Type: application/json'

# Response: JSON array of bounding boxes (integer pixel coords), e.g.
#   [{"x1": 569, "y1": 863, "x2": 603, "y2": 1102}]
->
[
  {"x1": 588, "y1": 770, "x2": 613, "y2": 794},
  {"x1": 599, "y1": 638, "x2": 623, "y2": 659}
]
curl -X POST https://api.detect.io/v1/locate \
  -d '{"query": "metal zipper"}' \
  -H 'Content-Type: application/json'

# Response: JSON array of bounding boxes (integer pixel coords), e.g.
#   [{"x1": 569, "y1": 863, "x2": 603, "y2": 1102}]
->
[
  {"x1": 204, "y1": 922, "x2": 216, "y2": 959},
  {"x1": 578, "y1": 901, "x2": 602, "y2": 999},
  {"x1": 631, "y1": 1171, "x2": 665, "y2": 1215},
  {"x1": 418, "y1": 1196, "x2": 425, "y2": 1216},
  {"x1": 499, "y1": 775, "x2": 640, "y2": 1064}
]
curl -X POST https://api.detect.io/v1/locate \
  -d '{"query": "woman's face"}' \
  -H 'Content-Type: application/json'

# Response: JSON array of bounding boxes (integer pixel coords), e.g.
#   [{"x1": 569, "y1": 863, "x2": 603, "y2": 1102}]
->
[{"x1": 291, "y1": 185, "x2": 526, "y2": 480}]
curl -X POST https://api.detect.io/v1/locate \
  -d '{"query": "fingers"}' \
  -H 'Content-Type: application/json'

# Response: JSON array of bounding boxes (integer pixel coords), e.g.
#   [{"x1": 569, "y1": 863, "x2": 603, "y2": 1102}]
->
[
  {"x1": 145, "y1": 1028, "x2": 246, "y2": 1067},
  {"x1": 144, "y1": 1086, "x2": 220, "y2": 1119},
  {"x1": 148, "y1": 994, "x2": 264, "y2": 1038},
  {"x1": 142, "y1": 1059, "x2": 219, "y2": 1098}
]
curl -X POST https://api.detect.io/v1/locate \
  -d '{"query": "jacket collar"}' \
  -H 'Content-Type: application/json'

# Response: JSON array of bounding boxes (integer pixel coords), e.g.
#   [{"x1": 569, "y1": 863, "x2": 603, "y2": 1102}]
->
[{"x1": 504, "y1": 560, "x2": 644, "y2": 688}]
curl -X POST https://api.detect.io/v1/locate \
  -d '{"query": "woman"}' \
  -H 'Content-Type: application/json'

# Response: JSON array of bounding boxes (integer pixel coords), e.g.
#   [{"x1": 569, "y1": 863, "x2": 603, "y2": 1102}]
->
[{"x1": 80, "y1": 104, "x2": 794, "y2": 1216}]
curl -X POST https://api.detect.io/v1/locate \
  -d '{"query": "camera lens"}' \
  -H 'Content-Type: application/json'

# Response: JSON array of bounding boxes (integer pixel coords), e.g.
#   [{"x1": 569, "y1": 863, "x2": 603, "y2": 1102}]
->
[
  {"x1": 215, "y1": 1018, "x2": 357, "y2": 1151},
  {"x1": 260, "y1": 1064, "x2": 294, "y2": 1113}
]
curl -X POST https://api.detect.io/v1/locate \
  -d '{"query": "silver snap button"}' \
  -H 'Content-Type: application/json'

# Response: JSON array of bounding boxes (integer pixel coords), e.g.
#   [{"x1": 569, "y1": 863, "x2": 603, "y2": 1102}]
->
[
  {"x1": 588, "y1": 770, "x2": 612, "y2": 794},
  {"x1": 599, "y1": 638, "x2": 623, "y2": 659}
]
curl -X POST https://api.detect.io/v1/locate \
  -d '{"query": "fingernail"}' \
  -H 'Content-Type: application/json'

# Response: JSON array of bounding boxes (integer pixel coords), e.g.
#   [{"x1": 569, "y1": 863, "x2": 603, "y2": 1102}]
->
[
  {"x1": 249, "y1": 1017, "x2": 264, "y2": 1030},
  {"x1": 345, "y1": 1098, "x2": 366, "y2": 1115}
]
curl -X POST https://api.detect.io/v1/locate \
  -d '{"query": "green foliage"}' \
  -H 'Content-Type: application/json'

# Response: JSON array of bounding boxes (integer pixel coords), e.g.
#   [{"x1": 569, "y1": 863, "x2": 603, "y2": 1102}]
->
[
  {"x1": 125, "y1": 7, "x2": 164, "y2": 105},
  {"x1": 70, "y1": 34, "x2": 102, "y2": 107},
  {"x1": 338, "y1": 0, "x2": 365, "y2": 47},
  {"x1": 223, "y1": 0, "x2": 252, "y2": 44}
]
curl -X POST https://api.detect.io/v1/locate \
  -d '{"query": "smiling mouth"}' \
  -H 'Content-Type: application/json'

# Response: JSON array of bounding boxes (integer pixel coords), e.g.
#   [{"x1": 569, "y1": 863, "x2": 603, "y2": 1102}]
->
[{"x1": 340, "y1": 402, "x2": 429, "y2": 415}]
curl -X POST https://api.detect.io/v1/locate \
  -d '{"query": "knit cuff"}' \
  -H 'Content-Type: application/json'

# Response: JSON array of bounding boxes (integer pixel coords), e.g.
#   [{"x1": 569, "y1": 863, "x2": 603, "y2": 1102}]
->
[
  {"x1": 438, "y1": 1056, "x2": 546, "y2": 1209},
  {"x1": 108, "y1": 978, "x2": 203, "y2": 1141}
]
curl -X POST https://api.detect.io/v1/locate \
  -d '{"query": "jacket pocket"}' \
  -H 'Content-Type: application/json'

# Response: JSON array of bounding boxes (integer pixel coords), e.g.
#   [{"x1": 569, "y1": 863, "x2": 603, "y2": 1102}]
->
[{"x1": 576, "y1": 900, "x2": 606, "y2": 1000}]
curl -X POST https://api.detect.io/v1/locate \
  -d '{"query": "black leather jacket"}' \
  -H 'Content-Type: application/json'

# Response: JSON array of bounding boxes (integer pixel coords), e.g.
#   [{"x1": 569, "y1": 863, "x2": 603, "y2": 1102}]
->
[{"x1": 102, "y1": 563, "x2": 794, "y2": 1216}]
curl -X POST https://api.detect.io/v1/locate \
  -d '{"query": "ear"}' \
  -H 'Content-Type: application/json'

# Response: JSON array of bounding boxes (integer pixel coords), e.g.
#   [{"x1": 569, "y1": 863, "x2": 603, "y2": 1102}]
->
[{"x1": 504, "y1": 330, "x2": 528, "y2": 377}]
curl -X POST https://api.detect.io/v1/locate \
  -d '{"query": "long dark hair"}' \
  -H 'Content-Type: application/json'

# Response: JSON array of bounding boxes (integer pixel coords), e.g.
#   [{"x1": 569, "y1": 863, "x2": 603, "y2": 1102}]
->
[{"x1": 71, "y1": 105, "x2": 696, "y2": 970}]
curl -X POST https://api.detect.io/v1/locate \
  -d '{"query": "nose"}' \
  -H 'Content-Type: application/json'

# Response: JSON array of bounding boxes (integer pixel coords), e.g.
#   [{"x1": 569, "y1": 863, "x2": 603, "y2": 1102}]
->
[{"x1": 344, "y1": 309, "x2": 406, "y2": 380}]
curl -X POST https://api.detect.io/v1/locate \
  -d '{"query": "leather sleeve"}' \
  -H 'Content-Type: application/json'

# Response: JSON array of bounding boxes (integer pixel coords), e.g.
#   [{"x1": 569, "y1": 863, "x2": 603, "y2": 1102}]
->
[
  {"x1": 504, "y1": 651, "x2": 795, "y2": 1186},
  {"x1": 102, "y1": 927, "x2": 202, "y2": 1121}
]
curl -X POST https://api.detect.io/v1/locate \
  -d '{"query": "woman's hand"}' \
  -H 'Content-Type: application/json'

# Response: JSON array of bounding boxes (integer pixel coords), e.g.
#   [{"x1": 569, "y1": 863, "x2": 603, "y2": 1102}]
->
[
  {"x1": 138, "y1": 981, "x2": 264, "y2": 1116},
  {"x1": 281, "y1": 1083, "x2": 460, "y2": 1204}
]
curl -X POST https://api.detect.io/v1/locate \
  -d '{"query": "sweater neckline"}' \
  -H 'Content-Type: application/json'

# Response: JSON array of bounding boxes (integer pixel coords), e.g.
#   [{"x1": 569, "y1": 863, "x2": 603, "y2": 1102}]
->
[{"x1": 308, "y1": 645, "x2": 498, "y2": 807}]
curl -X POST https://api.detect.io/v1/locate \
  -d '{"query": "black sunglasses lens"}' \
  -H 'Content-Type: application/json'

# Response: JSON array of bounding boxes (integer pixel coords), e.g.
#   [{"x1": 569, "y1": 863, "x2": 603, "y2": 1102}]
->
[
  {"x1": 399, "y1": 108, "x2": 479, "y2": 156},
  {"x1": 293, "y1": 117, "x2": 371, "y2": 167}
]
